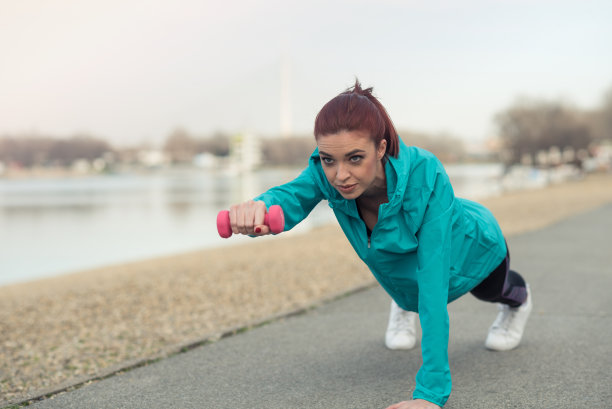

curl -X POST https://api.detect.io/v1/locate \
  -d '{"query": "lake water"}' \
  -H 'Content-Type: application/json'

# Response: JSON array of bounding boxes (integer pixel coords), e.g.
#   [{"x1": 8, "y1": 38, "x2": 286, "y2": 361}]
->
[{"x1": 0, "y1": 163, "x2": 503, "y2": 286}]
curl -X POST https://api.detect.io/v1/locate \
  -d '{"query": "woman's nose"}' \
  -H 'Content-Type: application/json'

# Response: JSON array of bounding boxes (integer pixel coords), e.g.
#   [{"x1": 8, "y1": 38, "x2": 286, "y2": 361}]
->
[{"x1": 336, "y1": 163, "x2": 350, "y2": 181}]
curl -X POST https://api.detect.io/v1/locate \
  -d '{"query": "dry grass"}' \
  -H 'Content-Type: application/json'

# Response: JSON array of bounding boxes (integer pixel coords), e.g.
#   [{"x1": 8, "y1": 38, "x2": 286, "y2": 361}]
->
[{"x1": 1, "y1": 172, "x2": 612, "y2": 405}]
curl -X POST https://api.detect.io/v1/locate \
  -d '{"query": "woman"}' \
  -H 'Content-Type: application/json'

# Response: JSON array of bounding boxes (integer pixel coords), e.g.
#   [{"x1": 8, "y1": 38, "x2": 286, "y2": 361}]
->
[{"x1": 227, "y1": 80, "x2": 532, "y2": 408}]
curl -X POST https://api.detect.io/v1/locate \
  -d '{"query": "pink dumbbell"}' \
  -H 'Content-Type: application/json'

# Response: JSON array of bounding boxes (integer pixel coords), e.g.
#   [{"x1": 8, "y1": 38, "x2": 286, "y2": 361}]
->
[{"x1": 217, "y1": 204, "x2": 285, "y2": 238}]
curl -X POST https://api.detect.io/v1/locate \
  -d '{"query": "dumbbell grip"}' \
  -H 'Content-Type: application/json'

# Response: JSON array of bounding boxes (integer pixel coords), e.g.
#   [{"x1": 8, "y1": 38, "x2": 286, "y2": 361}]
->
[{"x1": 217, "y1": 205, "x2": 285, "y2": 238}]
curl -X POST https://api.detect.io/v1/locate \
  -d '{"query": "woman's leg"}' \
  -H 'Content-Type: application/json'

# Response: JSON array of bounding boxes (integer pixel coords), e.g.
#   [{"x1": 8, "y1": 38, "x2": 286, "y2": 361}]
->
[
  {"x1": 470, "y1": 246, "x2": 527, "y2": 307},
  {"x1": 471, "y1": 242, "x2": 532, "y2": 351}
]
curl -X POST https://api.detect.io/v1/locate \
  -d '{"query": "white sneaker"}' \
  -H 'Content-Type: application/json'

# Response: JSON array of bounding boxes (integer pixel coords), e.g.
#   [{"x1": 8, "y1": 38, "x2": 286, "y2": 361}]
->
[
  {"x1": 485, "y1": 285, "x2": 533, "y2": 351},
  {"x1": 385, "y1": 299, "x2": 417, "y2": 350}
]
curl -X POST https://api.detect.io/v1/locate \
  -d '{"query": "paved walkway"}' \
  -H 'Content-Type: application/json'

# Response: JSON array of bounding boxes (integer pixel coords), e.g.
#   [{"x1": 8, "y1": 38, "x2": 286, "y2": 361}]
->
[{"x1": 29, "y1": 205, "x2": 612, "y2": 408}]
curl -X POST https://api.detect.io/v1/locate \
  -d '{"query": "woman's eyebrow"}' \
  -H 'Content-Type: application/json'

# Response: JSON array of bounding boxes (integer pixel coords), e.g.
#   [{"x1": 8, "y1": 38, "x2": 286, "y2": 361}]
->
[
  {"x1": 344, "y1": 149, "x2": 366, "y2": 157},
  {"x1": 319, "y1": 149, "x2": 366, "y2": 158}
]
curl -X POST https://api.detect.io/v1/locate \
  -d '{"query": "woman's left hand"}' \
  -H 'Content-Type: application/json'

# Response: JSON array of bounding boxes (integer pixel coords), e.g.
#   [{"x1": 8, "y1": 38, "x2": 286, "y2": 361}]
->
[{"x1": 385, "y1": 399, "x2": 441, "y2": 409}]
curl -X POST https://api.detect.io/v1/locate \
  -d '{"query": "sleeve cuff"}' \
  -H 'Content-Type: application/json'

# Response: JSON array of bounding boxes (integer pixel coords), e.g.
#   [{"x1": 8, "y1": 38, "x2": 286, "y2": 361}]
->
[{"x1": 412, "y1": 388, "x2": 448, "y2": 407}]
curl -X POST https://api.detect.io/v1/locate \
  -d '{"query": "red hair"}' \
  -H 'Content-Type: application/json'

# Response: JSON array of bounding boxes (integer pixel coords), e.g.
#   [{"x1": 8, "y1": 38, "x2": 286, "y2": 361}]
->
[{"x1": 314, "y1": 79, "x2": 399, "y2": 157}]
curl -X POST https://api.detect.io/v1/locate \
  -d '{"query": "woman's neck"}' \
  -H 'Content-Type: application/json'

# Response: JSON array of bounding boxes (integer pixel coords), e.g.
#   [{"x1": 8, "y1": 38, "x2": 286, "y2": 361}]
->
[{"x1": 358, "y1": 162, "x2": 388, "y2": 208}]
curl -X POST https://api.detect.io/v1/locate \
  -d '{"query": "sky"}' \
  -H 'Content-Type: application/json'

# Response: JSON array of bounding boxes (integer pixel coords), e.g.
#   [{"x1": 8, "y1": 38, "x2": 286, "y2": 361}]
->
[{"x1": 1, "y1": 0, "x2": 611, "y2": 146}]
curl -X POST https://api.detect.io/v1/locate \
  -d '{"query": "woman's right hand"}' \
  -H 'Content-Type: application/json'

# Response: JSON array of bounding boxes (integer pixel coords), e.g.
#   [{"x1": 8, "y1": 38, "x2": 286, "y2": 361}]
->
[{"x1": 229, "y1": 200, "x2": 271, "y2": 236}]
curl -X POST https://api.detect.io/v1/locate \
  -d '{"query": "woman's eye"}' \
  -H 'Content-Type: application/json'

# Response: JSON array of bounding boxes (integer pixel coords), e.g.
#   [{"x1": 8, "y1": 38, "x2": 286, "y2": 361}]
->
[
  {"x1": 322, "y1": 157, "x2": 334, "y2": 165},
  {"x1": 350, "y1": 156, "x2": 363, "y2": 163}
]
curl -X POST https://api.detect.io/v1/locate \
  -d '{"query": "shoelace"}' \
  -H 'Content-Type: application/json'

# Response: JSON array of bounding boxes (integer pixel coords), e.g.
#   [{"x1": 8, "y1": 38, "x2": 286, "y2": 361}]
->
[
  {"x1": 492, "y1": 305, "x2": 516, "y2": 331},
  {"x1": 390, "y1": 309, "x2": 415, "y2": 332}
]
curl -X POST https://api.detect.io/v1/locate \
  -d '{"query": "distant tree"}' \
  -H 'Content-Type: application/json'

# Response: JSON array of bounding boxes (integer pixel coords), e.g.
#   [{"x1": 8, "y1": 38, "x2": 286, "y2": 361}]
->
[
  {"x1": 588, "y1": 87, "x2": 612, "y2": 142},
  {"x1": 163, "y1": 128, "x2": 197, "y2": 163},
  {"x1": 261, "y1": 136, "x2": 316, "y2": 166},
  {"x1": 0, "y1": 136, "x2": 51, "y2": 166},
  {"x1": 195, "y1": 131, "x2": 231, "y2": 157},
  {"x1": 495, "y1": 99, "x2": 592, "y2": 166},
  {"x1": 48, "y1": 134, "x2": 113, "y2": 166},
  {"x1": 398, "y1": 130, "x2": 466, "y2": 163},
  {"x1": 0, "y1": 134, "x2": 112, "y2": 167}
]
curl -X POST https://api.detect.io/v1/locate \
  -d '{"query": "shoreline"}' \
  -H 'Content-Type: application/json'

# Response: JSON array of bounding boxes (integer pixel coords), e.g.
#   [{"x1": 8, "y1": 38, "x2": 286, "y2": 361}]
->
[{"x1": 2, "y1": 171, "x2": 612, "y2": 405}]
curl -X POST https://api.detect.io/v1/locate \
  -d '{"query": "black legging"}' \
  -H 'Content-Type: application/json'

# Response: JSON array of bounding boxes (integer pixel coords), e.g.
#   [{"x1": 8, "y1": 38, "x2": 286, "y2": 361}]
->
[{"x1": 470, "y1": 242, "x2": 527, "y2": 308}]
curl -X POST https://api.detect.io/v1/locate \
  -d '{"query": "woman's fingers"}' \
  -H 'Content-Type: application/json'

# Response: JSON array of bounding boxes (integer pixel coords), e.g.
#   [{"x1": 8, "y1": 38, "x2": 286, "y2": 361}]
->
[
  {"x1": 384, "y1": 400, "x2": 440, "y2": 409},
  {"x1": 253, "y1": 202, "x2": 270, "y2": 235},
  {"x1": 229, "y1": 201, "x2": 270, "y2": 235},
  {"x1": 237, "y1": 201, "x2": 251, "y2": 235},
  {"x1": 238, "y1": 202, "x2": 249, "y2": 235},
  {"x1": 229, "y1": 204, "x2": 239, "y2": 235}
]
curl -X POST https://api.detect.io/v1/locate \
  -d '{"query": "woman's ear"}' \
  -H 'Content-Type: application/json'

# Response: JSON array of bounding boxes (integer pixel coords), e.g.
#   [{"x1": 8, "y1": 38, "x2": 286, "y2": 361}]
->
[{"x1": 377, "y1": 139, "x2": 387, "y2": 160}]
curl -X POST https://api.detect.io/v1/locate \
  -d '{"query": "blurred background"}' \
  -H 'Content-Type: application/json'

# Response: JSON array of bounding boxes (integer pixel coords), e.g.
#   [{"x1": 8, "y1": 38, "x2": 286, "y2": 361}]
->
[{"x1": 1, "y1": 0, "x2": 611, "y2": 285}]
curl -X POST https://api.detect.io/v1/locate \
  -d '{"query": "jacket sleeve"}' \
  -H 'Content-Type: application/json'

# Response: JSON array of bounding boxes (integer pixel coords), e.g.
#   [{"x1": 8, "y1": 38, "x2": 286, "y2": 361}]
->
[
  {"x1": 252, "y1": 166, "x2": 325, "y2": 232},
  {"x1": 412, "y1": 170, "x2": 454, "y2": 407}
]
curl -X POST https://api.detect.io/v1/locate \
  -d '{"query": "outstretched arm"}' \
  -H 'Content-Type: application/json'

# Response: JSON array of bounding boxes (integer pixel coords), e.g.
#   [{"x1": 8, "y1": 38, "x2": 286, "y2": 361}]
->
[{"x1": 227, "y1": 167, "x2": 324, "y2": 236}]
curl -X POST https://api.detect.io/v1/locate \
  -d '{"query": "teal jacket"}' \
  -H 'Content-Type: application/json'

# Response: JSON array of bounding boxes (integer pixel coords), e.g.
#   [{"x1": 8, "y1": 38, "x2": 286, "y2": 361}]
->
[{"x1": 254, "y1": 139, "x2": 506, "y2": 407}]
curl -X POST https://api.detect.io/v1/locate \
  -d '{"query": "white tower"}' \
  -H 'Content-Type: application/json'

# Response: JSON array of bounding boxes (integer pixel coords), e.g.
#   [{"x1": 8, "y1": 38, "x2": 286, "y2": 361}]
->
[{"x1": 280, "y1": 53, "x2": 292, "y2": 138}]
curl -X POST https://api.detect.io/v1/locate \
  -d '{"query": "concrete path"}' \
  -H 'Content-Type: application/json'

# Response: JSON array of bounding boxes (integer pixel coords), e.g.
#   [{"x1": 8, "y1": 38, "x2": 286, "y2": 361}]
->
[{"x1": 29, "y1": 204, "x2": 612, "y2": 409}]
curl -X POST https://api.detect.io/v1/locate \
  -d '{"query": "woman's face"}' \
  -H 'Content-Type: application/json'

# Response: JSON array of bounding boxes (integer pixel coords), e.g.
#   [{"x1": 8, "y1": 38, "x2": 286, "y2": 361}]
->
[{"x1": 316, "y1": 130, "x2": 387, "y2": 200}]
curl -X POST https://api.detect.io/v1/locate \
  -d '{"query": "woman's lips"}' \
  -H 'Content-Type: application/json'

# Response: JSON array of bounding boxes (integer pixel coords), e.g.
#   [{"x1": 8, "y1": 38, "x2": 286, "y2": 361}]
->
[{"x1": 337, "y1": 184, "x2": 357, "y2": 193}]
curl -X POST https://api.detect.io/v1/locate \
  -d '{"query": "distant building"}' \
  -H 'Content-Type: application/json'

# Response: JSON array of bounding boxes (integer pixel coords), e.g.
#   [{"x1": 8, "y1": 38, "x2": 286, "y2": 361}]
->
[
  {"x1": 229, "y1": 133, "x2": 262, "y2": 173},
  {"x1": 193, "y1": 152, "x2": 218, "y2": 169},
  {"x1": 465, "y1": 138, "x2": 501, "y2": 162},
  {"x1": 71, "y1": 159, "x2": 91, "y2": 174},
  {"x1": 138, "y1": 150, "x2": 169, "y2": 168}
]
